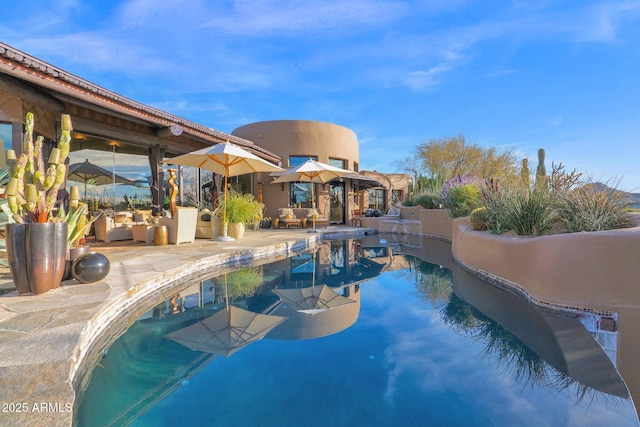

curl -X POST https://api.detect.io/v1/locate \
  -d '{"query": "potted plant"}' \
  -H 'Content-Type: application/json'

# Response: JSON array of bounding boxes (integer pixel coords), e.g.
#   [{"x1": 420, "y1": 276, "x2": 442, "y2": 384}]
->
[
  {"x1": 218, "y1": 190, "x2": 263, "y2": 239},
  {"x1": 61, "y1": 192, "x2": 101, "y2": 280},
  {"x1": 4, "y1": 112, "x2": 72, "y2": 295}
]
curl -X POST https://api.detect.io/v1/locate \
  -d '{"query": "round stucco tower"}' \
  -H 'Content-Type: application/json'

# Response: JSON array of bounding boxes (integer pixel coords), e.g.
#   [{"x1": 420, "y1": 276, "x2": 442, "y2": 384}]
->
[
  {"x1": 232, "y1": 119, "x2": 359, "y2": 169},
  {"x1": 232, "y1": 120, "x2": 360, "y2": 223}
]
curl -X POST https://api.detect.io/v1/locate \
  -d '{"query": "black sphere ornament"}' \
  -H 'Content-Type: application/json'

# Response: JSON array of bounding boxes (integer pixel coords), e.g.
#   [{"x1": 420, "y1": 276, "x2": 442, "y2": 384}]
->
[{"x1": 71, "y1": 252, "x2": 110, "y2": 284}]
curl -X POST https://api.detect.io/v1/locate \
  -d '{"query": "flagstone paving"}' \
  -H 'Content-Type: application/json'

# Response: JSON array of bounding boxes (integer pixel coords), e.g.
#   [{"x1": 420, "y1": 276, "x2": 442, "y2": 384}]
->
[{"x1": 0, "y1": 226, "x2": 371, "y2": 426}]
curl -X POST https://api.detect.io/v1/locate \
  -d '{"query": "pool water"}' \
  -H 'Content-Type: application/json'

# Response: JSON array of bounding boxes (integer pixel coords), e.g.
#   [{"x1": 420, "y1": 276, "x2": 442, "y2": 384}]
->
[{"x1": 76, "y1": 238, "x2": 638, "y2": 426}]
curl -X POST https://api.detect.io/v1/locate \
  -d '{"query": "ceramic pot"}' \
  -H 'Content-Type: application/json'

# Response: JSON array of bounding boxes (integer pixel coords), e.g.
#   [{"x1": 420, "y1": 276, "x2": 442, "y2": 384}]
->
[
  {"x1": 6, "y1": 223, "x2": 29, "y2": 295},
  {"x1": 228, "y1": 222, "x2": 245, "y2": 239},
  {"x1": 7, "y1": 222, "x2": 67, "y2": 295},
  {"x1": 27, "y1": 222, "x2": 67, "y2": 294}
]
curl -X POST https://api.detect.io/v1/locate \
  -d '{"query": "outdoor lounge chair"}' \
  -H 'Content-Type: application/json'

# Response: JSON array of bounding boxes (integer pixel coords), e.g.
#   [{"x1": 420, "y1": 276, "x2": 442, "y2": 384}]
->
[
  {"x1": 277, "y1": 208, "x2": 302, "y2": 229},
  {"x1": 303, "y1": 208, "x2": 328, "y2": 228}
]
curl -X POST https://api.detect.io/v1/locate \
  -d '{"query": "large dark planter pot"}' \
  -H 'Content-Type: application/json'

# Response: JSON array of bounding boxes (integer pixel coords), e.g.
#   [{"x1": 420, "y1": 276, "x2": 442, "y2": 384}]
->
[
  {"x1": 6, "y1": 223, "x2": 29, "y2": 295},
  {"x1": 6, "y1": 222, "x2": 68, "y2": 295}
]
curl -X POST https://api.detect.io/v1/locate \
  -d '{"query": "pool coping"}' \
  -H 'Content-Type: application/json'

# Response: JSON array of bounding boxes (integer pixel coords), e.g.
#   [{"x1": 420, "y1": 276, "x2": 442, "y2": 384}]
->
[{"x1": 0, "y1": 227, "x2": 371, "y2": 427}]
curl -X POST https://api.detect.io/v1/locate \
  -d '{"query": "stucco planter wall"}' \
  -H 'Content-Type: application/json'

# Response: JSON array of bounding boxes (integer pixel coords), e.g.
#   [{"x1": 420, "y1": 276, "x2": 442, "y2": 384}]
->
[
  {"x1": 401, "y1": 206, "x2": 452, "y2": 240},
  {"x1": 360, "y1": 206, "x2": 452, "y2": 241},
  {"x1": 451, "y1": 215, "x2": 640, "y2": 312}
]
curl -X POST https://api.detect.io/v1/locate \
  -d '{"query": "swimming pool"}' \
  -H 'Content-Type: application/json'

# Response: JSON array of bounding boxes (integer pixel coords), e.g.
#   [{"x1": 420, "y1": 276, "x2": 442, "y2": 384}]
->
[{"x1": 76, "y1": 237, "x2": 638, "y2": 426}]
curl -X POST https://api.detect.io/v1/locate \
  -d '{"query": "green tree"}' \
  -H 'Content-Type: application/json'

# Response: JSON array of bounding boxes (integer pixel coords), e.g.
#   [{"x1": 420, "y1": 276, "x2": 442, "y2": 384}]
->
[{"x1": 413, "y1": 135, "x2": 518, "y2": 184}]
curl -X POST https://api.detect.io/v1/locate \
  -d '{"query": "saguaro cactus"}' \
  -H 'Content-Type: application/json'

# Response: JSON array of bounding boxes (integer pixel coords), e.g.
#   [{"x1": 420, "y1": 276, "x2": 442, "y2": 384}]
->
[
  {"x1": 535, "y1": 148, "x2": 547, "y2": 190},
  {"x1": 521, "y1": 158, "x2": 530, "y2": 188}
]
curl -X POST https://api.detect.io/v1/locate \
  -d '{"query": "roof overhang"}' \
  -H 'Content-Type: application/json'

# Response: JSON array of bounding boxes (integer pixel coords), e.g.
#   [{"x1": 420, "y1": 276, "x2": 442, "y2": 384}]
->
[{"x1": 0, "y1": 42, "x2": 281, "y2": 164}]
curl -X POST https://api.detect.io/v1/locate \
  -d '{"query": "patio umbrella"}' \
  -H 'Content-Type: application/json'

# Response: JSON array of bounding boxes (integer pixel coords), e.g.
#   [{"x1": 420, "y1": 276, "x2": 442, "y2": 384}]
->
[
  {"x1": 67, "y1": 159, "x2": 136, "y2": 199},
  {"x1": 271, "y1": 159, "x2": 352, "y2": 229},
  {"x1": 164, "y1": 142, "x2": 284, "y2": 241},
  {"x1": 164, "y1": 275, "x2": 287, "y2": 357}
]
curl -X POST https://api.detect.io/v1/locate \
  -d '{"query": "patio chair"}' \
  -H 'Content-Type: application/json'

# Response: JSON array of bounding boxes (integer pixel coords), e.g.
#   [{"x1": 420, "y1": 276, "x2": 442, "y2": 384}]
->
[
  {"x1": 351, "y1": 209, "x2": 362, "y2": 227},
  {"x1": 195, "y1": 208, "x2": 222, "y2": 239},
  {"x1": 159, "y1": 206, "x2": 198, "y2": 244},
  {"x1": 304, "y1": 208, "x2": 329, "y2": 229},
  {"x1": 94, "y1": 216, "x2": 134, "y2": 242},
  {"x1": 277, "y1": 208, "x2": 302, "y2": 229}
]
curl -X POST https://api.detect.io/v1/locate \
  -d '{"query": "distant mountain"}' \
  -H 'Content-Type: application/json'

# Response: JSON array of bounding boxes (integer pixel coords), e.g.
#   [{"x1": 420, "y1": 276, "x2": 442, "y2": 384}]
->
[{"x1": 588, "y1": 182, "x2": 640, "y2": 208}]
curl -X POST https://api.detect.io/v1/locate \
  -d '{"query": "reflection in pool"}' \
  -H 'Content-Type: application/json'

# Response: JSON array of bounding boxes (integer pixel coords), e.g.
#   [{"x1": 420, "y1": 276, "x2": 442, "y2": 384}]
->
[{"x1": 76, "y1": 238, "x2": 638, "y2": 426}]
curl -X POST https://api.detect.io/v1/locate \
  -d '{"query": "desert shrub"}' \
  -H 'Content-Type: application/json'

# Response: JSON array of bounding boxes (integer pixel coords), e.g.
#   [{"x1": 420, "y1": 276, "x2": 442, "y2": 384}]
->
[
  {"x1": 440, "y1": 175, "x2": 484, "y2": 205},
  {"x1": 417, "y1": 193, "x2": 443, "y2": 209},
  {"x1": 445, "y1": 184, "x2": 483, "y2": 218},
  {"x1": 554, "y1": 183, "x2": 632, "y2": 232},
  {"x1": 402, "y1": 197, "x2": 419, "y2": 207},
  {"x1": 484, "y1": 185, "x2": 555, "y2": 236}
]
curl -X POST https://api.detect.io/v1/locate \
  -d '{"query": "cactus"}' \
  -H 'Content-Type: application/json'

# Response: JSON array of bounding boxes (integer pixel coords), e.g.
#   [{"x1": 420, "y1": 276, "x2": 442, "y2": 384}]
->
[
  {"x1": 469, "y1": 207, "x2": 490, "y2": 231},
  {"x1": 5, "y1": 112, "x2": 73, "y2": 223},
  {"x1": 521, "y1": 158, "x2": 530, "y2": 188},
  {"x1": 535, "y1": 148, "x2": 547, "y2": 190}
]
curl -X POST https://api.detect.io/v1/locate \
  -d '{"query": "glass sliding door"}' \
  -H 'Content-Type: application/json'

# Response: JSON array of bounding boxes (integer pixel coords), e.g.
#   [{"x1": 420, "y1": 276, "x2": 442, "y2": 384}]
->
[{"x1": 329, "y1": 182, "x2": 345, "y2": 224}]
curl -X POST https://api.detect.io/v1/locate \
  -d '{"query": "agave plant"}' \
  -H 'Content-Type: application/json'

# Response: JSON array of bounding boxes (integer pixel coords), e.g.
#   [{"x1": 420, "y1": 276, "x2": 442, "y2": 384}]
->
[{"x1": 59, "y1": 201, "x2": 99, "y2": 249}]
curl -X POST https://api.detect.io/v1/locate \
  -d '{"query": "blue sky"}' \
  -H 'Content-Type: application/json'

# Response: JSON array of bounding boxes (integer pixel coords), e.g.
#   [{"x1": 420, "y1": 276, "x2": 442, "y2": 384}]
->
[{"x1": 1, "y1": 0, "x2": 639, "y2": 191}]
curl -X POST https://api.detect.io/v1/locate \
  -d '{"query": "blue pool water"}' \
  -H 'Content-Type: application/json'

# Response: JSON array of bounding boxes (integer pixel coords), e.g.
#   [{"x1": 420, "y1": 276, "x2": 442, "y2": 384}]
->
[{"x1": 76, "y1": 237, "x2": 638, "y2": 426}]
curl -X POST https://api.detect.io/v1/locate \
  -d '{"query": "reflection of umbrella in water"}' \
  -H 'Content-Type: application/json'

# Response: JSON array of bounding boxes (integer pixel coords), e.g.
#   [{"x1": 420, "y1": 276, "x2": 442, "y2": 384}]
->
[
  {"x1": 273, "y1": 250, "x2": 355, "y2": 314},
  {"x1": 164, "y1": 275, "x2": 287, "y2": 357},
  {"x1": 273, "y1": 285, "x2": 355, "y2": 315},
  {"x1": 68, "y1": 159, "x2": 136, "y2": 198},
  {"x1": 164, "y1": 142, "x2": 284, "y2": 241}
]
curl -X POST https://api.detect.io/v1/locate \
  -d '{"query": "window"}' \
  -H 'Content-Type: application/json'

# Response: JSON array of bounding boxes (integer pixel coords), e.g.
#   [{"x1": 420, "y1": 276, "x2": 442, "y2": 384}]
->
[
  {"x1": 392, "y1": 190, "x2": 403, "y2": 203},
  {"x1": 289, "y1": 156, "x2": 316, "y2": 167},
  {"x1": 328, "y1": 158, "x2": 346, "y2": 169},
  {"x1": 353, "y1": 162, "x2": 359, "y2": 172},
  {"x1": 368, "y1": 189, "x2": 385, "y2": 210},
  {"x1": 290, "y1": 182, "x2": 313, "y2": 208},
  {"x1": 0, "y1": 123, "x2": 12, "y2": 168}
]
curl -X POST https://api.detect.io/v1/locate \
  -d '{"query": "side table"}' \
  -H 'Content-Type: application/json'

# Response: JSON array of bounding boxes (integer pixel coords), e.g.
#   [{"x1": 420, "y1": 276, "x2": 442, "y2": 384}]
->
[{"x1": 154, "y1": 225, "x2": 169, "y2": 246}]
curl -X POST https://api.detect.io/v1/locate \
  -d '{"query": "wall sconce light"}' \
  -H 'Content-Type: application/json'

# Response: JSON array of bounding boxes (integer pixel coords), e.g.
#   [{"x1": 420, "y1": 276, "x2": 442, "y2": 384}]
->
[{"x1": 280, "y1": 182, "x2": 285, "y2": 191}]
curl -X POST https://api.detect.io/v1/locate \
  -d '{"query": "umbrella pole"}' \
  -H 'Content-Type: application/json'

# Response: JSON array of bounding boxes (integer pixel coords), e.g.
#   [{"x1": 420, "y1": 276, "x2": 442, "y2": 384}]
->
[
  {"x1": 215, "y1": 172, "x2": 235, "y2": 241},
  {"x1": 311, "y1": 182, "x2": 316, "y2": 230}
]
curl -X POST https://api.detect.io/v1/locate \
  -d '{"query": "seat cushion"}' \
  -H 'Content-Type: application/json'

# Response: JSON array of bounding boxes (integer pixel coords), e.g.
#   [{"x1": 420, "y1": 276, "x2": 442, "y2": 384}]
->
[
  {"x1": 303, "y1": 208, "x2": 322, "y2": 219},
  {"x1": 278, "y1": 208, "x2": 295, "y2": 219}
]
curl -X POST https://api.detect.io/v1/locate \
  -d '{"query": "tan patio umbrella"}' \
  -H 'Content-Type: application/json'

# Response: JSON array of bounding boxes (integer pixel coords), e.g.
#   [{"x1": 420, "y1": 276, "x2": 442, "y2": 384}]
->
[
  {"x1": 271, "y1": 159, "x2": 352, "y2": 229},
  {"x1": 164, "y1": 142, "x2": 284, "y2": 241},
  {"x1": 68, "y1": 159, "x2": 136, "y2": 199},
  {"x1": 164, "y1": 274, "x2": 287, "y2": 357}
]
